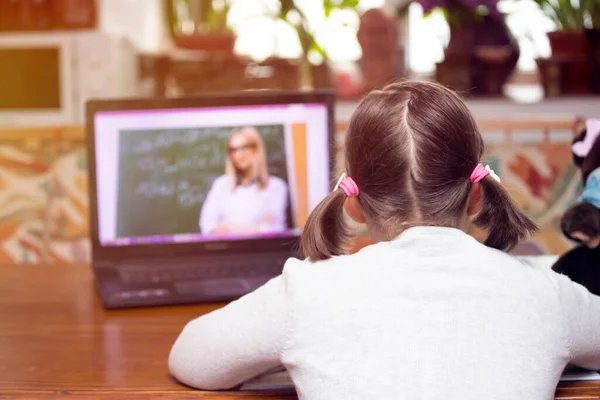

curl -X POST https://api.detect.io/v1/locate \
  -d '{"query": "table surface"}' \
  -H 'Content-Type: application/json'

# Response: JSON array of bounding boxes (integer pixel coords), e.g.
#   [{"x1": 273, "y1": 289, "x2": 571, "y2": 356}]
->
[{"x1": 1, "y1": 263, "x2": 599, "y2": 400}]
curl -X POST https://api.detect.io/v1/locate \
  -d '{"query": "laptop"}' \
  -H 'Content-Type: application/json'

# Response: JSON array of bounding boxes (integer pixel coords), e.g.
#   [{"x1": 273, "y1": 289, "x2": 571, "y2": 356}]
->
[{"x1": 86, "y1": 91, "x2": 335, "y2": 308}]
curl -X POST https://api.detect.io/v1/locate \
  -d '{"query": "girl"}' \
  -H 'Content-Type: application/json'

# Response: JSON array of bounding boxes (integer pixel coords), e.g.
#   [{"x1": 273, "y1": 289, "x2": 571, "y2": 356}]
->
[{"x1": 170, "y1": 81, "x2": 600, "y2": 399}]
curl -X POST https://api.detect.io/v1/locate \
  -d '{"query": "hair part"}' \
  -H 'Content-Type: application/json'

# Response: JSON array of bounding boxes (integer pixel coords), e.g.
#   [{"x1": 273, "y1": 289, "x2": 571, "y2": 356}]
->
[
  {"x1": 226, "y1": 127, "x2": 269, "y2": 189},
  {"x1": 300, "y1": 81, "x2": 537, "y2": 261}
]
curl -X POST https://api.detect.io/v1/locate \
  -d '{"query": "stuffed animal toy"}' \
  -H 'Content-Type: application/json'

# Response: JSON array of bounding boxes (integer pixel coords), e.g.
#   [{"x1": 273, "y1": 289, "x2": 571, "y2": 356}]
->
[{"x1": 552, "y1": 119, "x2": 600, "y2": 296}]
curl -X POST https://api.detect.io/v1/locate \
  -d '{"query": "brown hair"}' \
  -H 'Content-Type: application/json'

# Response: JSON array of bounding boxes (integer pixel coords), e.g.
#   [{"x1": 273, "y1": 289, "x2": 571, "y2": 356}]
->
[
  {"x1": 300, "y1": 81, "x2": 537, "y2": 260},
  {"x1": 225, "y1": 127, "x2": 269, "y2": 190},
  {"x1": 561, "y1": 202, "x2": 600, "y2": 243}
]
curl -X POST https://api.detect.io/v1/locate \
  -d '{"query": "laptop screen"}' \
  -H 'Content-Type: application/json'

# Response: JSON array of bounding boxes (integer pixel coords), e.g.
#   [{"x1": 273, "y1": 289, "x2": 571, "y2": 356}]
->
[{"x1": 93, "y1": 102, "x2": 330, "y2": 247}]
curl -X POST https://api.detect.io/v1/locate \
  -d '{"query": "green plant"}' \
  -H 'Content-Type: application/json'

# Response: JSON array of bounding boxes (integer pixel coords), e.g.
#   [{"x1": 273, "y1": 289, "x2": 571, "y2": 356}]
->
[
  {"x1": 531, "y1": 0, "x2": 600, "y2": 30},
  {"x1": 276, "y1": 0, "x2": 360, "y2": 62},
  {"x1": 165, "y1": 0, "x2": 233, "y2": 38}
]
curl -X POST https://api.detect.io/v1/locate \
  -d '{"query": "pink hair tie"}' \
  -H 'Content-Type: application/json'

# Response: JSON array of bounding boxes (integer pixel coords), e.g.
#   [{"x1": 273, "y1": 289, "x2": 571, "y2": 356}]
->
[
  {"x1": 470, "y1": 163, "x2": 501, "y2": 183},
  {"x1": 334, "y1": 173, "x2": 359, "y2": 197}
]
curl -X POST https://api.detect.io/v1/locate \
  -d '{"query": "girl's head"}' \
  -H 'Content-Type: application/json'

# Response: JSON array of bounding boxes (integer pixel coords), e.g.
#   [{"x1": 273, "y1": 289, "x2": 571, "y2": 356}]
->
[
  {"x1": 300, "y1": 81, "x2": 537, "y2": 260},
  {"x1": 226, "y1": 127, "x2": 269, "y2": 189}
]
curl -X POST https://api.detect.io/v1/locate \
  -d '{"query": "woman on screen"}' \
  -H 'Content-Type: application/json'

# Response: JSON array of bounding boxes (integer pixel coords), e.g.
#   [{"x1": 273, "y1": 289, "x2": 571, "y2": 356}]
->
[{"x1": 199, "y1": 127, "x2": 289, "y2": 235}]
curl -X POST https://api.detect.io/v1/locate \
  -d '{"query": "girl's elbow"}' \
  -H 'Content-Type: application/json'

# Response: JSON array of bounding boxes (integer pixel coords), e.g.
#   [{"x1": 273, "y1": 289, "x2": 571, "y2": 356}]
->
[
  {"x1": 168, "y1": 333, "x2": 203, "y2": 387},
  {"x1": 168, "y1": 344, "x2": 195, "y2": 387},
  {"x1": 168, "y1": 347, "x2": 218, "y2": 390},
  {"x1": 168, "y1": 342, "x2": 238, "y2": 391}
]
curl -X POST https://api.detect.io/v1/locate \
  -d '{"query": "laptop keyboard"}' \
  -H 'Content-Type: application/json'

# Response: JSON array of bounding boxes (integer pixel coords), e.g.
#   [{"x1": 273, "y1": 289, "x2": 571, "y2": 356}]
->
[{"x1": 118, "y1": 254, "x2": 291, "y2": 285}]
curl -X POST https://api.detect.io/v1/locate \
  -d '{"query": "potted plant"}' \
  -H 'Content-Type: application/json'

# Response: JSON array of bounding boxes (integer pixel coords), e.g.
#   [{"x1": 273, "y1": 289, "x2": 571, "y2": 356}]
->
[
  {"x1": 165, "y1": 0, "x2": 235, "y2": 53},
  {"x1": 532, "y1": 0, "x2": 600, "y2": 95},
  {"x1": 404, "y1": 0, "x2": 506, "y2": 53},
  {"x1": 401, "y1": 0, "x2": 519, "y2": 95},
  {"x1": 274, "y1": 0, "x2": 360, "y2": 88},
  {"x1": 532, "y1": 0, "x2": 592, "y2": 57}
]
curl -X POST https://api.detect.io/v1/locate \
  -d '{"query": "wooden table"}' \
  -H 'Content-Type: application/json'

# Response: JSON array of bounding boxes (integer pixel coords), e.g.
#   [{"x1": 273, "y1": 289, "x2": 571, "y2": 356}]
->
[
  {"x1": 0, "y1": 264, "x2": 294, "y2": 399},
  {"x1": 1, "y1": 263, "x2": 599, "y2": 399}
]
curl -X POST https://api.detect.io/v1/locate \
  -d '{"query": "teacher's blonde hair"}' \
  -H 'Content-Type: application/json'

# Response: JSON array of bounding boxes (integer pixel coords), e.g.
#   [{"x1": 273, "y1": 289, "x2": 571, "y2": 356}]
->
[{"x1": 226, "y1": 127, "x2": 269, "y2": 190}]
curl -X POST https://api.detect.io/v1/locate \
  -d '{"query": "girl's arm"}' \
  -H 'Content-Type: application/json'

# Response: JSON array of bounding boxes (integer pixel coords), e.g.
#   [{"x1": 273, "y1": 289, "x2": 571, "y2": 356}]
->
[
  {"x1": 558, "y1": 274, "x2": 600, "y2": 370},
  {"x1": 168, "y1": 276, "x2": 289, "y2": 390}
]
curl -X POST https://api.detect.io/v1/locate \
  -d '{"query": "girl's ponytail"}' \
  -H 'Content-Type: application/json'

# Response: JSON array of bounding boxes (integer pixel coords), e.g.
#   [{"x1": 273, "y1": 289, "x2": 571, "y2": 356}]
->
[
  {"x1": 474, "y1": 177, "x2": 537, "y2": 251},
  {"x1": 299, "y1": 189, "x2": 350, "y2": 261}
]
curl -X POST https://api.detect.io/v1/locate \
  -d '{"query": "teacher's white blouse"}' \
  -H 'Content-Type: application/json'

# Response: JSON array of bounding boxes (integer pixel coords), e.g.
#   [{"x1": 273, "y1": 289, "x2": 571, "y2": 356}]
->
[{"x1": 199, "y1": 175, "x2": 288, "y2": 234}]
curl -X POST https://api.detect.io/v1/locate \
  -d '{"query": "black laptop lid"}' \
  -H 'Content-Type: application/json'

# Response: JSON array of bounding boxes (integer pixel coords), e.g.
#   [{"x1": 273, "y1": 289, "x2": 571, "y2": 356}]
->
[{"x1": 86, "y1": 91, "x2": 335, "y2": 262}]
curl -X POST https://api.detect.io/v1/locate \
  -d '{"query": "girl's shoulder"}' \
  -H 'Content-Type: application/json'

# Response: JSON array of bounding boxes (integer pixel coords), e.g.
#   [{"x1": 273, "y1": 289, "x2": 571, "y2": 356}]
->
[
  {"x1": 281, "y1": 242, "x2": 388, "y2": 278},
  {"x1": 281, "y1": 253, "x2": 348, "y2": 275}
]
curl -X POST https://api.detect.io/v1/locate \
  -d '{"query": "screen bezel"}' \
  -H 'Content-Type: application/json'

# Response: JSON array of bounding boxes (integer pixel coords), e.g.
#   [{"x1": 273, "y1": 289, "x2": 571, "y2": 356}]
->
[{"x1": 86, "y1": 90, "x2": 336, "y2": 261}]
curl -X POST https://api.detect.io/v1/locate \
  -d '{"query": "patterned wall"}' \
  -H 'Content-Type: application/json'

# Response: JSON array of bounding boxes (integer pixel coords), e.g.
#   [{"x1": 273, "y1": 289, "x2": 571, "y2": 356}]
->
[
  {"x1": 0, "y1": 124, "x2": 579, "y2": 264},
  {"x1": 473, "y1": 142, "x2": 580, "y2": 255},
  {"x1": 0, "y1": 127, "x2": 89, "y2": 263}
]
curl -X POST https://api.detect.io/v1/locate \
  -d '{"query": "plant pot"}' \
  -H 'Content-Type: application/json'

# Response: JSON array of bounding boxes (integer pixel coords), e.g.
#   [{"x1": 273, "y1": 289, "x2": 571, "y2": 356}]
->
[
  {"x1": 471, "y1": 16, "x2": 519, "y2": 96},
  {"x1": 446, "y1": 24, "x2": 475, "y2": 57},
  {"x1": 539, "y1": 30, "x2": 591, "y2": 95},
  {"x1": 437, "y1": 23, "x2": 476, "y2": 92},
  {"x1": 548, "y1": 30, "x2": 589, "y2": 57},
  {"x1": 174, "y1": 32, "x2": 236, "y2": 54},
  {"x1": 437, "y1": 16, "x2": 518, "y2": 96},
  {"x1": 536, "y1": 57, "x2": 592, "y2": 96}
]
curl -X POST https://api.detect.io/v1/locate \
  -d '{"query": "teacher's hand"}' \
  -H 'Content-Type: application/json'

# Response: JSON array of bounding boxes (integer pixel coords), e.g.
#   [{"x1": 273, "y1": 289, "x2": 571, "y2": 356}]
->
[
  {"x1": 260, "y1": 213, "x2": 276, "y2": 225},
  {"x1": 211, "y1": 222, "x2": 233, "y2": 234}
]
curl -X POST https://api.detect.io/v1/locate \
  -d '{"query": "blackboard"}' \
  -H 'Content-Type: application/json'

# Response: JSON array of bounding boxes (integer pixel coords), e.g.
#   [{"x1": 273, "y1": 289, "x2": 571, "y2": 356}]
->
[{"x1": 116, "y1": 125, "x2": 289, "y2": 237}]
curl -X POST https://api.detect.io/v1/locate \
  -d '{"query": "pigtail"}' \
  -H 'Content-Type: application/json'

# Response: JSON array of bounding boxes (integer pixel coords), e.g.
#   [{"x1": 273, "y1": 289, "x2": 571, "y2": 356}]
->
[
  {"x1": 299, "y1": 189, "x2": 350, "y2": 261},
  {"x1": 474, "y1": 177, "x2": 537, "y2": 251}
]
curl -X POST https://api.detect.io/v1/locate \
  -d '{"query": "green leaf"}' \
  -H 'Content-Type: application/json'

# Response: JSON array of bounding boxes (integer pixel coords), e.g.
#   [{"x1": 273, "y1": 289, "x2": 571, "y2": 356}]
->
[
  {"x1": 271, "y1": 0, "x2": 362, "y2": 61},
  {"x1": 323, "y1": 0, "x2": 359, "y2": 15},
  {"x1": 310, "y1": 40, "x2": 327, "y2": 59},
  {"x1": 528, "y1": 0, "x2": 597, "y2": 29},
  {"x1": 341, "y1": 0, "x2": 360, "y2": 8},
  {"x1": 324, "y1": 1, "x2": 334, "y2": 17}
]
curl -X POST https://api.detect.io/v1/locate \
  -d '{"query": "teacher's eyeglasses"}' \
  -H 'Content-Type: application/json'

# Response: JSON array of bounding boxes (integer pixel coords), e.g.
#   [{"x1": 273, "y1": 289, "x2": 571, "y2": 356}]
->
[{"x1": 228, "y1": 143, "x2": 257, "y2": 155}]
